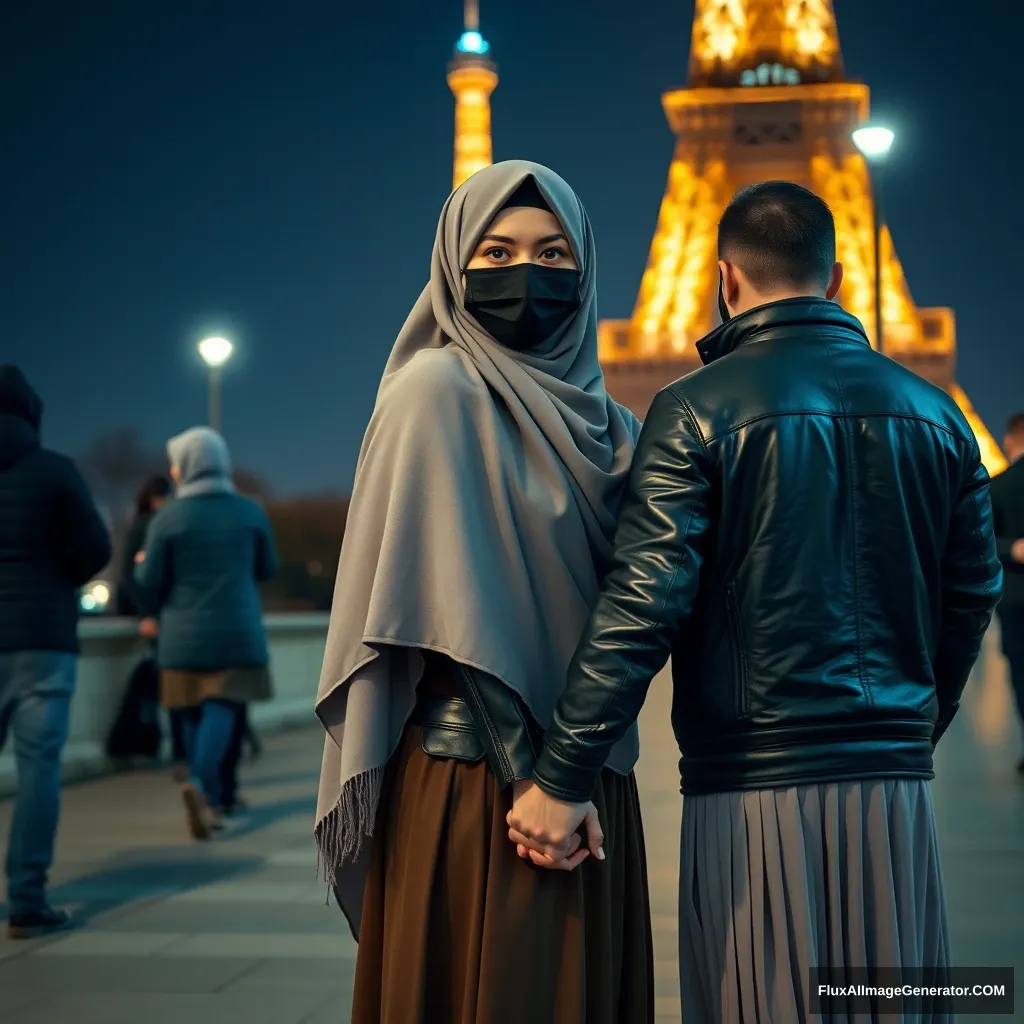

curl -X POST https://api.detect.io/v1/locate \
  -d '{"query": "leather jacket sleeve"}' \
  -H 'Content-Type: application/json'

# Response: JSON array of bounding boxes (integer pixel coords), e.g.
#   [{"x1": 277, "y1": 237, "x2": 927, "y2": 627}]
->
[
  {"x1": 932, "y1": 445, "x2": 1003, "y2": 745},
  {"x1": 456, "y1": 665, "x2": 541, "y2": 790},
  {"x1": 533, "y1": 388, "x2": 714, "y2": 803}
]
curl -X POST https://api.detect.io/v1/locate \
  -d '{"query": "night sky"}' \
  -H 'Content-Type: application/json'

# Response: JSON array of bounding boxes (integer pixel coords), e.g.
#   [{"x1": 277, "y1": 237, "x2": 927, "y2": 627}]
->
[{"x1": 5, "y1": 0, "x2": 1023, "y2": 494}]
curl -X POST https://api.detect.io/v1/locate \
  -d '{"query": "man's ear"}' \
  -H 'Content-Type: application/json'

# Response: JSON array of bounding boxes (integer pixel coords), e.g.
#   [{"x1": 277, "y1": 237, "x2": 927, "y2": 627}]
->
[
  {"x1": 825, "y1": 262, "x2": 844, "y2": 300},
  {"x1": 718, "y1": 260, "x2": 741, "y2": 306}
]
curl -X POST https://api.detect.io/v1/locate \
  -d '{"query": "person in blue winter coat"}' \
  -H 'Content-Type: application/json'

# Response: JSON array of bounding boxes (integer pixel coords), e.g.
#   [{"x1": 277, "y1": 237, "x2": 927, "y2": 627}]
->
[{"x1": 136, "y1": 426, "x2": 277, "y2": 839}]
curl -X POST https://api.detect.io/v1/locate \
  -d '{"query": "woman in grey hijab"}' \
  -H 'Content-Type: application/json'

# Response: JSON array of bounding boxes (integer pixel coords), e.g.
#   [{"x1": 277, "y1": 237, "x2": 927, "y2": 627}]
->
[
  {"x1": 136, "y1": 427, "x2": 277, "y2": 839},
  {"x1": 314, "y1": 161, "x2": 654, "y2": 1023}
]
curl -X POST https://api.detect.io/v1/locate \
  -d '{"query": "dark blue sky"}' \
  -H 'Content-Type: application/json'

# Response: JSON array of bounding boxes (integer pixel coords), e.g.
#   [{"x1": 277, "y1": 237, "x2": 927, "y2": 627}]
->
[{"x1": 5, "y1": 0, "x2": 1023, "y2": 493}]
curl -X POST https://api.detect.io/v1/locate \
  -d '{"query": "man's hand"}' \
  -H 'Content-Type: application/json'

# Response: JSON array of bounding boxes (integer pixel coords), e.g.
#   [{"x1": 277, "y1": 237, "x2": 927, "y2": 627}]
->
[
  {"x1": 138, "y1": 617, "x2": 159, "y2": 639},
  {"x1": 134, "y1": 550, "x2": 146, "y2": 566},
  {"x1": 1012, "y1": 539, "x2": 1024, "y2": 564},
  {"x1": 507, "y1": 780, "x2": 604, "y2": 870}
]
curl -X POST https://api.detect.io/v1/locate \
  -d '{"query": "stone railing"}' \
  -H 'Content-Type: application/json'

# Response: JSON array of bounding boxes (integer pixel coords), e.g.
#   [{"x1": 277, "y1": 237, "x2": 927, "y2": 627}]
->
[{"x1": 0, "y1": 613, "x2": 329, "y2": 797}]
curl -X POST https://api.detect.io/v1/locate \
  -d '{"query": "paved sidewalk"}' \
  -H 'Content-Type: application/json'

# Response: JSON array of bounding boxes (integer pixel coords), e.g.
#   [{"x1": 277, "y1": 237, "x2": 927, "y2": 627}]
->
[{"x1": 1, "y1": 639, "x2": 1022, "y2": 1023}]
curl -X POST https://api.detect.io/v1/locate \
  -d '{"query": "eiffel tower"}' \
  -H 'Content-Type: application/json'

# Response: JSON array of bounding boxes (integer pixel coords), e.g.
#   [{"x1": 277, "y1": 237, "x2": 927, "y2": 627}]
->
[{"x1": 597, "y1": 0, "x2": 1006, "y2": 473}]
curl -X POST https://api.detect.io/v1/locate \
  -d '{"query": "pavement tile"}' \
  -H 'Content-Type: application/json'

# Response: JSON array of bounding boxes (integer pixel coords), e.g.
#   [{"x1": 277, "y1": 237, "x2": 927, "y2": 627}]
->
[
  {"x1": 0, "y1": 954, "x2": 255, "y2": 993},
  {"x1": 159, "y1": 932, "x2": 357, "y2": 960},
  {"x1": 0, "y1": 990, "x2": 327, "y2": 1024},
  {"x1": 32, "y1": 931, "x2": 183, "y2": 956}
]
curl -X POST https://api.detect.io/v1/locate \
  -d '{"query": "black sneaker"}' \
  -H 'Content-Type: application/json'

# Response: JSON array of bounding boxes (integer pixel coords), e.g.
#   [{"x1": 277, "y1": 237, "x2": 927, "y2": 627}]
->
[{"x1": 7, "y1": 906, "x2": 75, "y2": 940}]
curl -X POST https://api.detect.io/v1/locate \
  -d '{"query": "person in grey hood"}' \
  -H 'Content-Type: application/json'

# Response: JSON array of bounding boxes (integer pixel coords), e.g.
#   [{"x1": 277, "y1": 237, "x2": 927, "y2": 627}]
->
[
  {"x1": 0, "y1": 364, "x2": 111, "y2": 939},
  {"x1": 136, "y1": 426, "x2": 277, "y2": 840}
]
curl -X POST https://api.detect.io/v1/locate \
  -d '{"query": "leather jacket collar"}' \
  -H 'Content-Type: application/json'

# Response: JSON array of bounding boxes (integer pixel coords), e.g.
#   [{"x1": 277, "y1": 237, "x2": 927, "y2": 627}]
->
[{"x1": 695, "y1": 297, "x2": 869, "y2": 366}]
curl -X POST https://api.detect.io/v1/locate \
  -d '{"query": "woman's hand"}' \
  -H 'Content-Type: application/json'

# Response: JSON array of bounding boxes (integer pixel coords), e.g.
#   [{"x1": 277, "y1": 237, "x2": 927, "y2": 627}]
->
[
  {"x1": 138, "y1": 617, "x2": 159, "y2": 639},
  {"x1": 508, "y1": 779, "x2": 602, "y2": 871}
]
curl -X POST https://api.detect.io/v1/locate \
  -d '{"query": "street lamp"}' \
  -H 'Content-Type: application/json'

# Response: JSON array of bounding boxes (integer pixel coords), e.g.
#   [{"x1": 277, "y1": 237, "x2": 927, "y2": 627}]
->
[
  {"x1": 852, "y1": 125, "x2": 895, "y2": 353},
  {"x1": 197, "y1": 336, "x2": 234, "y2": 433}
]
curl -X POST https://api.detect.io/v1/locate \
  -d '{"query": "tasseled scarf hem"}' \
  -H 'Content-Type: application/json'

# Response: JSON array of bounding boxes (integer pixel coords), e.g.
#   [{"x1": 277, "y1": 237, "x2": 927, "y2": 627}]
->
[{"x1": 314, "y1": 765, "x2": 386, "y2": 890}]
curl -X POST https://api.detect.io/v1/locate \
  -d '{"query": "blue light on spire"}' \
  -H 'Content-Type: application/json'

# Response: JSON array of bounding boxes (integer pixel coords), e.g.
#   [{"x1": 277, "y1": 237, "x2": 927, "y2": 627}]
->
[{"x1": 456, "y1": 30, "x2": 489, "y2": 55}]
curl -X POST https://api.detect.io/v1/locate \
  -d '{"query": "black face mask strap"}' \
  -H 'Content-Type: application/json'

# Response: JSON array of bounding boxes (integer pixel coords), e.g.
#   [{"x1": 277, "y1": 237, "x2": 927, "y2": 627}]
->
[{"x1": 718, "y1": 272, "x2": 731, "y2": 324}]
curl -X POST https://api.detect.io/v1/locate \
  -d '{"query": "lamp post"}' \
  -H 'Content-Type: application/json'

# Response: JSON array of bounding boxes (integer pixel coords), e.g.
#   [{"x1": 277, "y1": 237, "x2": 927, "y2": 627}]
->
[
  {"x1": 197, "y1": 336, "x2": 234, "y2": 434},
  {"x1": 852, "y1": 125, "x2": 895, "y2": 353}
]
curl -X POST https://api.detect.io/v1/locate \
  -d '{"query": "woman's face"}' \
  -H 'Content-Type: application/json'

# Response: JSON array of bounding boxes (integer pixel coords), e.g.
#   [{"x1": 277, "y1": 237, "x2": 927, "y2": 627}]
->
[{"x1": 465, "y1": 205, "x2": 578, "y2": 272}]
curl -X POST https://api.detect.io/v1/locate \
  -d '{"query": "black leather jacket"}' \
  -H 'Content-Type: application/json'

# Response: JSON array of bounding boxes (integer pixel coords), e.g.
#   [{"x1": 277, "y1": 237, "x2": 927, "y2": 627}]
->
[
  {"x1": 411, "y1": 651, "x2": 542, "y2": 789},
  {"x1": 533, "y1": 298, "x2": 1003, "y2": 802}
]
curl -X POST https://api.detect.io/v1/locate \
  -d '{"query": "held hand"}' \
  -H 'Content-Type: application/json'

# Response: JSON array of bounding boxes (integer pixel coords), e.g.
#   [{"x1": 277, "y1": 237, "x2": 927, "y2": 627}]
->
[
  {"x1": 507, "y1": 780, "x2": 605, "y2": 870},
  {"x1": 138, "y1": 617, "x2": 159, "y2": 639},
  {"x1": 1012, "y1": 539, "x2": 1024, "y2": 564},
  {"x1": 134, "y1": 550, "x2": 146, "y2": 566}
]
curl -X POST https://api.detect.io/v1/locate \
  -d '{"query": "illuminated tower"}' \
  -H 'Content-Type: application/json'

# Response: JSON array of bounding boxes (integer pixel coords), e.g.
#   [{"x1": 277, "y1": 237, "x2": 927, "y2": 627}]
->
[
  {"x1": 599, "y1": 0, "x2": 1005, "y2": 473},
  {"x1": 448, "y1": 1, "x2": 498, "y2": 190}
]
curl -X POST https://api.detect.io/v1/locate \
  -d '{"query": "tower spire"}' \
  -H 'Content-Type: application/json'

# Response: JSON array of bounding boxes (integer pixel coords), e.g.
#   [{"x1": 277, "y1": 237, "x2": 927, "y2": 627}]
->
[{"x1": 448, "y1": 1, "x2": 498, "y2": 191}]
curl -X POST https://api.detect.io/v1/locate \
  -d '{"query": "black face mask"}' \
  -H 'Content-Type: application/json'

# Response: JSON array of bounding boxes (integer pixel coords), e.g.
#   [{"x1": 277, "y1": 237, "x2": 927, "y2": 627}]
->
[
  {"x1": 464, "y1": 263, "x2": 581, "y2": 352},
  {"x1": 717, "y1": 272, "x2": 731, "y2": 324}
]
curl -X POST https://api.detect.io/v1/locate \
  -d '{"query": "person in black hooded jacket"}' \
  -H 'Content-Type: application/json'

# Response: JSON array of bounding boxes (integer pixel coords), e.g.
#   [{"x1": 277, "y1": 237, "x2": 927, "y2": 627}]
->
[{"x1": 0, "y1": 364, "x2": 111, "y2": 939}]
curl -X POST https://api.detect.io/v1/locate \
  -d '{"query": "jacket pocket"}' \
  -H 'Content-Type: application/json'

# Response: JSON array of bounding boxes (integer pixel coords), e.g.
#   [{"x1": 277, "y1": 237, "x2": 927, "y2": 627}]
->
[
  {"x1": 725, "y1": 583, "x2": 750, "y2": 719},
  {"x1": 420, "y1": 723, "x2": 486, "y2": 763},
  {"x1": 412, "y1": 696, "x2": 487, "y2": 764}
]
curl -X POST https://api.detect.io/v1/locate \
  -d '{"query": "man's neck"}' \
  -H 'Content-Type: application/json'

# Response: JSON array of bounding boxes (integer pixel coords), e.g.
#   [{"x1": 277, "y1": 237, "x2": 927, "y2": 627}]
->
[{"x1": 734, "y1": 289, "x2": 827, "y2": 317}]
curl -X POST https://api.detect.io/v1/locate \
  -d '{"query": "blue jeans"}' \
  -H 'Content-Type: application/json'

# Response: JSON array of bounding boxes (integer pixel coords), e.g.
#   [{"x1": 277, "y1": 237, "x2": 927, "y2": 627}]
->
[
  {"x1": 183, "y1": 698, "x2": 242, "y2": 809},
  {"x1": 0, "y1": 651, "x2": 76, "y2": 914}
]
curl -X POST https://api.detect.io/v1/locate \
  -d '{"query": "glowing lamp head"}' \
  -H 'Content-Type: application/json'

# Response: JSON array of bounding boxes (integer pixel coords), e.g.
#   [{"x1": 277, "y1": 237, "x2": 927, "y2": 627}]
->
[
  {"x1": 198, "y1": 336, "x2": 234, "y2": 368},
  {"x1": 456, "y1": 30, "x2": 489, "y2": 55},
  {"x1": 852, "y1": 126, "x2": 895, "y2": 161}
]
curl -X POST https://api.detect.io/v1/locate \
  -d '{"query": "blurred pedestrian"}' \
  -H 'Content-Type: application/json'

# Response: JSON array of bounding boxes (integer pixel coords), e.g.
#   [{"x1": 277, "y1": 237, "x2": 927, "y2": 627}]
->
[
  {"x1": 116, "y1": 474, "x2": 171, "y2": 620},
  {"x1": 990, "y1": 412, "x2": 1024, "y2": 771},
  {"x1": 0, "y1": 365, "x2": 111, "y2": 938},
  {"x1": 107, "y1": 474, "x2": 177, "y2": 765},
  {"x1": 135, "y1": 426, "x2": 276, "y2": 839}
]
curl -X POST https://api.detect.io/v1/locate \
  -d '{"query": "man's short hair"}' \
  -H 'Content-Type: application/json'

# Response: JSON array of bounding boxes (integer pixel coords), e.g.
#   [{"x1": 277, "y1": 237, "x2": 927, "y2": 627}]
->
[
  {"x1": 718, "y1": 181, "x2": 837, "y2": 292},
  {"x1": 1006, "y1": 413, "x2": 1024, "y2": 438}
]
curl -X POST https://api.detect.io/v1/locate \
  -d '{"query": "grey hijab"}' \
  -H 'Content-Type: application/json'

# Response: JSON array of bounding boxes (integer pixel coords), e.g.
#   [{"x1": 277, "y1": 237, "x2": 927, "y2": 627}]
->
[
  {"x1": 314, "y1": 161, "x2": 641, "y2": 925},
  {"x1": 167, "y1": 426, "x2": 235, "y2": 498}
]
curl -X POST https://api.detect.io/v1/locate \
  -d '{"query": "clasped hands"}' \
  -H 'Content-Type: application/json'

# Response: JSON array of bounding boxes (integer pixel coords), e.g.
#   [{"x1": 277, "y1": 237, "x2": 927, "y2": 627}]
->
[{"x1": 506, "y1": 780, "x2": 605, "y2": 871}]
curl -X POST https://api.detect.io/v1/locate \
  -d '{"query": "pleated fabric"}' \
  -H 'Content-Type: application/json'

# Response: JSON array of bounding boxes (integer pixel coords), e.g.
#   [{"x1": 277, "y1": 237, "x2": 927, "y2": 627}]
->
[
  {"x1": 350, "y1": 724, "x2": 654, "y2": 1024},
  {"x1": 679, "y1": 779, "x2": 952, "y2": 1024}
]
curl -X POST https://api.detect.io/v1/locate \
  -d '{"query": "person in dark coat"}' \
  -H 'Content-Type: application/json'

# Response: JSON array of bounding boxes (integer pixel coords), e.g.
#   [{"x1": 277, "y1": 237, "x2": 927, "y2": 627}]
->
[
  {"x1": 116, "y1": 474, "x2": 171, "y2": 619},
  {"x1": 0, "y1": 364, "x2": 112, "y2": 938},
  {"x1": 135, "y1": 426, "x2": 277, "y2": 839},
  {"x1": 106, "y1": 474, "x2": 176, "y2": 764},
  {"x1": 988, "y1": 412, "x2": 1024, "y2": 771}
]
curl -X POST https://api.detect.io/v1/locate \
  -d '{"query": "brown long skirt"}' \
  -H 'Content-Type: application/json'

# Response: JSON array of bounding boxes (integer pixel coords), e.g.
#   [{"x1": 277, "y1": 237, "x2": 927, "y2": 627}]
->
[{"x1": 350, "y1": 725, "x2": 655, "y2": 1024}]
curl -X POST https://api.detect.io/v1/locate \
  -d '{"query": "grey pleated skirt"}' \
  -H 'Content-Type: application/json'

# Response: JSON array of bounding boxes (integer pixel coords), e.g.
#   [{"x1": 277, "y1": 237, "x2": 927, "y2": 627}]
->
[{"x1": 679, "y1": 779, "x2": 952, "y2": 1024}]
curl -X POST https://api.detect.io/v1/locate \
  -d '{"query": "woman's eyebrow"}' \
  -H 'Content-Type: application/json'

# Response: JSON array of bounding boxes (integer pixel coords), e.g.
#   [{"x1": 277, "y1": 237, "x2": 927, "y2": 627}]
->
[{"x1": 477, "y1": 232, "x2": 568, "y2": 246}]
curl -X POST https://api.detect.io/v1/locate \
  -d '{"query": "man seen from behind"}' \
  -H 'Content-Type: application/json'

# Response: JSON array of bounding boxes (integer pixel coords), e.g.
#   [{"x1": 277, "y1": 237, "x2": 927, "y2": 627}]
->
[
  {"x1": 0, "y1": 365, "x2": 112, "y2": 938},
  {"x1": 509, "y1": 183, "x2": 1002, "y2": 1023}
]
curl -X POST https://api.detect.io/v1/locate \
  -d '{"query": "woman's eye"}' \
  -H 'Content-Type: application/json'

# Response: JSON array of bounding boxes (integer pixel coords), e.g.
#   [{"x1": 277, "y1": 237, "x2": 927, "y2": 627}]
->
[
  {"x1": 485, "y1": 247, "x2": 509, "y2": 261},
  {"x1": 541, "y1": 247, "x2": 567, "y2": 261}
]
